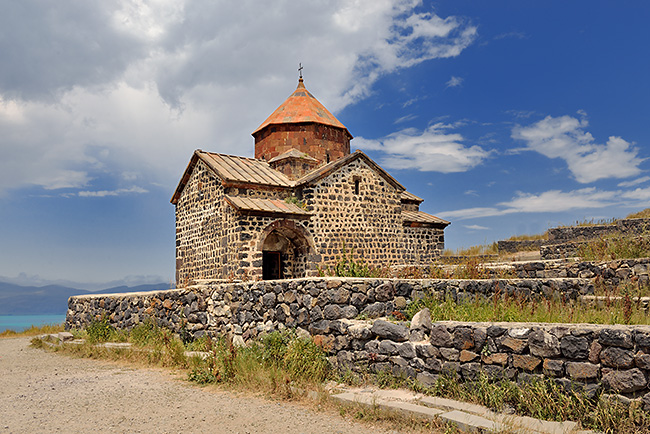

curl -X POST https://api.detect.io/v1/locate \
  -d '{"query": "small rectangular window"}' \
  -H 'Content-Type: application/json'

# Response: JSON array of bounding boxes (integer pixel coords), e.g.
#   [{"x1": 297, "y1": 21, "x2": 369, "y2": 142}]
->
[{"x1": 354, "y1": 178, "x2": 360, "y2": 195}]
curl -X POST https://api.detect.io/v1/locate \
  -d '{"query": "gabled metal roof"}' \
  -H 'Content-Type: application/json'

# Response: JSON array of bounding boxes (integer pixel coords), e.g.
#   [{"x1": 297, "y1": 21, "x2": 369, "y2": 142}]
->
[
  {"x1": 401, "y1": 191, "x2": 424, "y2": 203},
  {"x1": 224, "y1": 195, "x2": 312, "y2": 219},
  {"x1": 252, "y1": 78, "x2": 352, "y2": 138},
  {"x1": 402, "y1": 210, "x2": 450, "y2": 227},
  {"x1": 170, "y1": 150, "x2": 294, "y2": 204}
]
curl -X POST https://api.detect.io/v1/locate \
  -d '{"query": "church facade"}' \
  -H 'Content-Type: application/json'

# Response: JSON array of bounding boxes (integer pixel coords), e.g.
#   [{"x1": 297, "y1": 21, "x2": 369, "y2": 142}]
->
[{"x1": 171, "y1": 78, "x2": 450, "y2": 285}]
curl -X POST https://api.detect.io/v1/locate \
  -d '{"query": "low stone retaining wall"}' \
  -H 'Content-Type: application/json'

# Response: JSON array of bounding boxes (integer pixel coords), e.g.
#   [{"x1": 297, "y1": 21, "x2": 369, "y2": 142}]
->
[
  {"x1": 547, "y1": 218, "x2": 650, "y2": 242},
  {"x1": 505, "y1": 258, "x2": 650, "y2": 288},
  {"x1": 66, "y1": 277, "x2": 593, "y2": 338},
  {"x1": 338, "y1": 317, "x2": 650, "y2": 402},
  {"x1": 497, "y1": 218, "x2": 650, "y2": 255},
  {"x1": 65, "y1": 276, "x2": 650, "y2": 403},
  {"x1": 498, "y1": 239, "x2": 549, "y2": 254}
]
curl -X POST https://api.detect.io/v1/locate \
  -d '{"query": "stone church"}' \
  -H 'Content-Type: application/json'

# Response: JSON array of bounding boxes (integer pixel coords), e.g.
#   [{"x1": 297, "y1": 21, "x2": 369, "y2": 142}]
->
[{"x1": 171, "y1": 77, "x2": 450, "y2": 285}]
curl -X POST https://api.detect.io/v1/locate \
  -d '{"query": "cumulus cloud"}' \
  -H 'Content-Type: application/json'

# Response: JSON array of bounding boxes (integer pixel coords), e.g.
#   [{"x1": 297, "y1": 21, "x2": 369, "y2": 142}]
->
[
  {"x1": 355, "y1": 123, "x2": 490, "y2": 172},
  {"x1": 439, "y1": 186, "x2": 650, "y2": 220},
  {"x1": 511, "y1": 114, "x2": 644, "y2": 183},
  {"x1": 0, "y1": 0, "x2": 477, "y2": 195}
]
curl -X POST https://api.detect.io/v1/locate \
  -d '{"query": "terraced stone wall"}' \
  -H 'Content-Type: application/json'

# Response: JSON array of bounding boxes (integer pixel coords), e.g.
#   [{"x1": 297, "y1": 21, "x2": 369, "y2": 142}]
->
[{"x1": 66, "y1": 277, "x2": 650, "y2": 403}]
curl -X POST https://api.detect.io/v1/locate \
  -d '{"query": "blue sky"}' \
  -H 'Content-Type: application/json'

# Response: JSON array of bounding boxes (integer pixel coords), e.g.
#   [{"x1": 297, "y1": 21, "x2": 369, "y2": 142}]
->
[{"x1": 0, "y1": 1, "x2": 648, "y2": 288}]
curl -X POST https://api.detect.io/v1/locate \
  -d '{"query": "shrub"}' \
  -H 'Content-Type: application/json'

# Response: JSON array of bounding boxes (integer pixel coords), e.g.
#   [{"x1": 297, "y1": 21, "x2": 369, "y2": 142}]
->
[
  {"x1": 85, "y1": 317, "x2": 115, "y2": 343},
  {"x1": 284, "y1": 337, "x2": 329, "y2": 383}
]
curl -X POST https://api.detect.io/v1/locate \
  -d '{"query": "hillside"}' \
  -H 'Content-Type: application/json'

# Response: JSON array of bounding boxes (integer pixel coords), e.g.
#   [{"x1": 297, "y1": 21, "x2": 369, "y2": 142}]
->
[{"x1": 0, "y1": 282, "x2": 169, "y2": 315}]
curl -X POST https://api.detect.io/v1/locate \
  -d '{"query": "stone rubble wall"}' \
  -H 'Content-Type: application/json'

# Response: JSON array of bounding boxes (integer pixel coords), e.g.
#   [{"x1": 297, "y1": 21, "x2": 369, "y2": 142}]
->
[
  {"x1": 338, "y1": 318, "x2": 650, "y2": 402},
  {"x1": 504, "y1": 258, "x2": 650, "y2": 288},
  {"x1": 547, "y1": 218, "x2": 650, "y2": 241},
  {"x1": 65, "y1": 277, "x2": 650, "y2": 401},
  {"x1": 66, "y1": 277, "x2": 593, "y2": 338},
  {"x1": 497, "y1": 218, "x2": 650, "y2": 256}
]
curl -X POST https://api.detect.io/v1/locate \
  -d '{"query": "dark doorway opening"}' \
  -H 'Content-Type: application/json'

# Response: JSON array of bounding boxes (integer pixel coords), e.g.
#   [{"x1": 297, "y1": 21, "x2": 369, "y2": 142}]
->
[{"x1": 262, "y1": 251, "x2": 282, "y2": 280}]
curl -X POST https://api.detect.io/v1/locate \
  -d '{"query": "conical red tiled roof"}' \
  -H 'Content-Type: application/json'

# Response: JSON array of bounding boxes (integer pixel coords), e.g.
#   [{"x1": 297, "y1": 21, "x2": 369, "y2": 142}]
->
[{"x1": 252, "y1": 78, "x2": 351, "y2": 137}]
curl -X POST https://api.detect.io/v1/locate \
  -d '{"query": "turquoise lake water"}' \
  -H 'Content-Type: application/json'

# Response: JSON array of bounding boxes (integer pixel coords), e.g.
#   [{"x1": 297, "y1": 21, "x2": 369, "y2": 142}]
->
[{"x1": 0, "y1": 315, "x2": 67, "y2": 333}]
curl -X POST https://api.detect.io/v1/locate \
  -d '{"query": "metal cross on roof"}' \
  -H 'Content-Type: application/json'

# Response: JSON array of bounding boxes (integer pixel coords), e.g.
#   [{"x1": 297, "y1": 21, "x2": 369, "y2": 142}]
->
[{"x1": 298, "y1": 63, "x2": 303, "y2": 79}]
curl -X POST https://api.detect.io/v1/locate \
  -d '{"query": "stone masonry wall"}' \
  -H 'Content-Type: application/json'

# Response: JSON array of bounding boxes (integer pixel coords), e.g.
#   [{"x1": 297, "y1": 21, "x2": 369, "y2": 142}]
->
[
  {"x1": 504, "y1": 258, "x2": 650, "y2": 289},
  {"x1": 498, "y1": 218, "x2": 650, "y2": 256},
  {"x1": 66, "y1": 277, "x2": 650, "y2": 401},
  {"x1": 66, "y1": 278, "x2": 593, "y2": 338}
]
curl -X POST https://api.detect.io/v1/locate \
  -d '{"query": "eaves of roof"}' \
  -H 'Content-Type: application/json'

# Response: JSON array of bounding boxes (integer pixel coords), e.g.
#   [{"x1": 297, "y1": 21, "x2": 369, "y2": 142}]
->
[{"x1": 224, "y1": 195, "x2": 312, "y2": 219}]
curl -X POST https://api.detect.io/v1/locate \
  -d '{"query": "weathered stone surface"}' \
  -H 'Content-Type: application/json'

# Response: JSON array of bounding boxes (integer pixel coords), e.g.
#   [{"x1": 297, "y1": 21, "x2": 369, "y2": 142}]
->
[
  {"x1": 348, "y1": 323, "x2": 372, "y2": 340},
  {"x1": 371, "y1": 320, "x2": 409, "y2": 342},
  {"x1": 416, "y1": 371, "x2": 438, "y2": 387},
  {"x1": 459, "y1": 350, "x2": 479, "y2": 363},
  {"x1": 415, "y1": 344, "x2": 440, "y2": 359},
  {"x1": 528, "y1": 329, "x2": 561, "y2": 358},
  {"x1": 410, "y1": 308, "x2": 432, "y2": 331},
  {"x1": 602, "y1": 368, "x2": 647, "y2": 393},
  {"x1": 473, "y1": 327, "x2": 487, "y2": 352},
  {"x1": 560, "y1": 335, "x2": 589, "y2": 359},
  {"x1": 430, "y1": 325, "x2": 453, "y2": 347},
  {"x1": 635, "y1": 352, "x2": 650, "y2": 370},
  {"x1": 361, "y1": 302, "x2": 385, "y2": 319},
  {"x1": 486, "y1": 325, "x2": 506, "y2": 337},
  {"x1": 499, "y1": 336, "x2": 527, "y2": 354},
  {"x1": 512, "y1": 354, "x2": 541, "y2": 371},
  {"x1": 309, "y1": 319, "x2": 330, "y2": 335},
  {"x1": 482, "y1": 353, "x2": 508, "y2": 366},
  {"x1": 600, "y1": 346, "x2": 635, "y2": 369},
  {"x1": 374, "y1": 283, "x2": 394, "y2": 302},
  {"x1": 379, "y1": 340, "x2": 399, "y2": 355},
  {"x1": 453, "y1": 327, "x2": 474, "y2": 350},
  {"x1": 460, "y1": 362, "x2": 482, "y2": 381},
  {"x1": 323, "y1": 304, "x2": 342, "y2": 320},
  {"x1": 425, "y1": 357, "x2": 443, "y2": 372},
  {"x1": 588, "y1": 341, "x2": 602, "y2": 364},
  {"x1": 398, "y1": 342, "x2": 416, "y2": 359},
  {"x1": 439, "y1": 347, "x2": 460, "y2": 361},
  {"x1": 543, "y1": 359, "x2": 564, "y2": 377},
  {"x1": 599, "y1": 328, "x2": 633, "y2": 348},
  {"x1": 566, "y1": 362, "x2": 599, "y2": 380}
]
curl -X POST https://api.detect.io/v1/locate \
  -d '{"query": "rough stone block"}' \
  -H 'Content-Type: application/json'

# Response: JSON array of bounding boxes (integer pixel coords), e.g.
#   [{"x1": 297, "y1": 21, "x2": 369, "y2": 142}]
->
[
  {"x1": 602, "y1": 368, "x2": 647, "y2": 393},
  {"x1": 430, "y1": 325, "x2": 453, "y2": 347},
  {"x1": 371, "y1": 320, "x2": 409, "y2": 342},
  {"x1": 566, "y1": 361, "x2": 599, "y2": 380},
  {"x1": 512, "y1": 354, "x2": 541, "y2": 371},
  {"x1": 528, "y1": 329, "x2": 561, "y2": 358},
  {"x1": 600, "y1": 346, "x2": 635, "y2": 369}
]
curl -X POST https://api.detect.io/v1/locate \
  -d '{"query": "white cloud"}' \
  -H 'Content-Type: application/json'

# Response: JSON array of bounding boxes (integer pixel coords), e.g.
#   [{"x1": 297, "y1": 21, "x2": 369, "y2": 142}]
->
[
  {"x1": 464, "y1": 224, "x2": 489, "y2": 230},
  {"x1": 446, "y1": 76, "x2": 464, "y2": 88},
  {"x1": 511, "y1": 114, "x2": 644, "y2": 183},
  {"x1": 439, "y1": 186, "x2": 650, "y2": 220},
  {"x1": 77, "y1": 186, "x2": 148, "y2": 197},
  {"x1": 0, "y1": 0, "x2": 477, "y2": 195},
  {"x1": 618, "y1": 176, "x2": 650, "y2": 187},
  {"x1": 355, "y1": 123, "x2": 490, "y2": 172}
]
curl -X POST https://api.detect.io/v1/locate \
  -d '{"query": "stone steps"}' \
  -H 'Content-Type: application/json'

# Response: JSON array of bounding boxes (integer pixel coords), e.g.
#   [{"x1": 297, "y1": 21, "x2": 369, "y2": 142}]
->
[{"x1": 330, "y1": 387, "x2": 596, "y2": 434}]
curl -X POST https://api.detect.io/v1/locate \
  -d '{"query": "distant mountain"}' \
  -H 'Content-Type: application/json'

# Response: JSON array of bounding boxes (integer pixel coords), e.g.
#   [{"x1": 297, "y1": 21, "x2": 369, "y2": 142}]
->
[{"x1": 0, "y1": 281, "x2": 170, "y2": 315}]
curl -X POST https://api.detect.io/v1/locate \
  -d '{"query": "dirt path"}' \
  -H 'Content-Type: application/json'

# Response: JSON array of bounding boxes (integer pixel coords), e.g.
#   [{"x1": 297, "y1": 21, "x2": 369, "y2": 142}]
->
[{"x1": 0, "y1": 337, "x2": 398, "y2": 434}]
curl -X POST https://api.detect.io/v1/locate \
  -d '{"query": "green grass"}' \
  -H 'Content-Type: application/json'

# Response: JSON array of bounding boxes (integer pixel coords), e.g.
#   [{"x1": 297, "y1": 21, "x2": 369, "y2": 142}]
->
[{"x1": 405, "y1": 290, "x2": 650, "y2": 325}]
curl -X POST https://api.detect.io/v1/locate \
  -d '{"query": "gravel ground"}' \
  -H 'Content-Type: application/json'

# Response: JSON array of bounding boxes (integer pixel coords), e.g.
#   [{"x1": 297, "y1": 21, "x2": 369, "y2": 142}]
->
[{"x1": 0, "y1": 337, "x2": 397, "y2": 434}]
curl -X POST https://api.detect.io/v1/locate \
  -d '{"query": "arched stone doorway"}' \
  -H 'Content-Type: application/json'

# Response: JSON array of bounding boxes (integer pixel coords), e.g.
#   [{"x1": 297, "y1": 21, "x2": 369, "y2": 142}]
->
[{"x1": 258, "y1": 220, "x2": 314, "y2": 280}]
